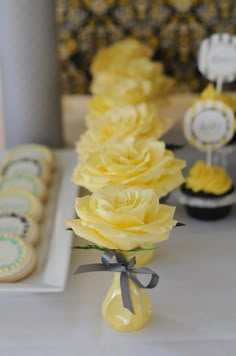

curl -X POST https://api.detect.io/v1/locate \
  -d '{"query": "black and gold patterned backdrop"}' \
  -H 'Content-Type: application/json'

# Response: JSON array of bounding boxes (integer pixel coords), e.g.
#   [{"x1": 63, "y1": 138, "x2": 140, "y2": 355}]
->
[{"x1": 57, "y1": 0, "x2": 236, "y2": 94}]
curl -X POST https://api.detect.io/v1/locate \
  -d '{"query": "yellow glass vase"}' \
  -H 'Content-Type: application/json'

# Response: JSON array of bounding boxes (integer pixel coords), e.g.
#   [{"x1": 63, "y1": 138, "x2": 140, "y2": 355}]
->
[{"x1": 102, "y1": 272, "x2": 151, "y2": 332}]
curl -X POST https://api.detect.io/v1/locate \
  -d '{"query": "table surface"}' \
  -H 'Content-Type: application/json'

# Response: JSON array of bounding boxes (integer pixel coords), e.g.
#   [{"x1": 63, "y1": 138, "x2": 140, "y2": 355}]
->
[
  {"x1": 0, "y1": 95, "x2": 236, "y2": 356},
  {"x1": 0, "y1": 188, "x2": 236, "y2": 356}
]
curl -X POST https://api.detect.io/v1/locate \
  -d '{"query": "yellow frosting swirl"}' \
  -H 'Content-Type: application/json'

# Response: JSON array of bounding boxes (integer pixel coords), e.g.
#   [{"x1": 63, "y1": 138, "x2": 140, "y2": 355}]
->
[
  {"x1": 199, "y1": 84, "x2": 236, "y2": 111},
  {"x1": 186, "y1": 161, "x2": 232, "y2": 195}
]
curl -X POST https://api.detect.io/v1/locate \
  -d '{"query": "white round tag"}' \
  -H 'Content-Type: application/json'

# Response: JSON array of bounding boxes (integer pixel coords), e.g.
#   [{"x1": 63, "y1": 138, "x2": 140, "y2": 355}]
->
[
  {"x1": 183, "y1": 100, "x2": 235, "y2": 151},
  {"x1": 198, "y1": 33, "x2": 236, "y2": 83}
]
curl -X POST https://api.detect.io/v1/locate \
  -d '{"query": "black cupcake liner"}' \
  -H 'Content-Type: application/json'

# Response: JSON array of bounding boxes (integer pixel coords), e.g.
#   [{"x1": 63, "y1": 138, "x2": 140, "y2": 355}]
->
[
  {"x1": 185, "y1": 205, "x2": 232, "y2": 221},
  {"x1": 181, "y1": 184, "x2": 234, "y2": 221}
]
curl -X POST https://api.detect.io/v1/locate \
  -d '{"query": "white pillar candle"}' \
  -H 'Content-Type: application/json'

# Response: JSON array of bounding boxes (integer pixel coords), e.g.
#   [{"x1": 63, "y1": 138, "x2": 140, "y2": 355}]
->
[{"x1": 0, "y1": 0, "x2": 63, "y2": 148}]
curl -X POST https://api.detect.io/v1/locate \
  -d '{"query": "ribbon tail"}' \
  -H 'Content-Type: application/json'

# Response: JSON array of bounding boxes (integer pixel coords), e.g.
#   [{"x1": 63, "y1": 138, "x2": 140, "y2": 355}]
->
[
  {"x1": 129, "y1": 270, "x2": 159, "y2": 289},
  {"x1": 146, "y1": 272, "x2": 159, "y2": 289},
  {"x1": 120, "y1": 271, "x2": 134, "y2": 314},
  {"x1": 74, "y1": 263, "x2": 107, "y2": 275}
]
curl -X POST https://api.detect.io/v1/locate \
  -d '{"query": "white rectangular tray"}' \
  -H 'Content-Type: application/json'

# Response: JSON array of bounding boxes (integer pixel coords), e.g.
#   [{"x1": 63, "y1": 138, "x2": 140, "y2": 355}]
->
[{"x1": 0, "y1": 149, "x2": 78, "y2": 293}]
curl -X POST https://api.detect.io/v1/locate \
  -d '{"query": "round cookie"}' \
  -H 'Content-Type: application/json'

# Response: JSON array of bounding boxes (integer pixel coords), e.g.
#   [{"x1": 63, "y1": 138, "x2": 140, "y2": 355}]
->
[
  {"x1": 0, "y1": 190, "x2": 43, "y2": 222},
  {"x1": 0, "y1": 233, "x2": 36, "y2": 282},
  {"x1": 0, "y1": 212, "x2": 40, "y2": 245},
  {"x1": 4, "y1": 144, "x2": 56, "y2": 171},
  {"x1": 0, "y1": 158, "x2": 51, "y2": 185},
  {"x1": 0, "y1": 174, "x2": 48, "y2": 203}
]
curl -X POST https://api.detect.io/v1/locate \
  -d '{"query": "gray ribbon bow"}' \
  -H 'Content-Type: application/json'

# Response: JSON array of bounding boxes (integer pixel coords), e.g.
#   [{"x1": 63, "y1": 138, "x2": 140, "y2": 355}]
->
[{"x1": 74, "y1": 249, "x2": 159, "y2": 314}]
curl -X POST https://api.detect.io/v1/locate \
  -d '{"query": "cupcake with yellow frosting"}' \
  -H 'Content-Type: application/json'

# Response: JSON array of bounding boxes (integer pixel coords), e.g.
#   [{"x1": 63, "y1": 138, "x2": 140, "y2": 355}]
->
[{"x1": 181, "y1": 161, "x2": 235, "y2": 220}]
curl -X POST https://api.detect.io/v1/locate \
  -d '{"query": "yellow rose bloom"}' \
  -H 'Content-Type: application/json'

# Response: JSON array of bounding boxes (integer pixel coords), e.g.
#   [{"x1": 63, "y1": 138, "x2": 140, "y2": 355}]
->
[
  {"x1": 86, "y1": 98, "x2": 169, "y2": 124},
  {"x1": 90, "y1": 58, "x2": 175, "y2": 96},
  {"x1": 66, "y1": 185, "x2": 176, "y2": 250},
  {"x1": 93, "y1": 77, "x2": 158, "y2": 104},
  {"x1": 90, "y1": 75, "x2": 173, "y2": 102},
  {"x1": 86, "y1": 78, "x2": 171, "y2": 123},
  {"x1": 86, "y1": 96, "x2": 113, "y2": 120},
  {"x1": 105, "y1": 57, "x2": 164, "y2": 79},
  {"x1": 78, "y1": 102, "x2": 165, "y2": 156},
  {"x1": 91, "y1": 38, "x2": 153, "y2": 75},
  {"x1": 73, "y1": 138, "x2": 186, "y2": 197}
]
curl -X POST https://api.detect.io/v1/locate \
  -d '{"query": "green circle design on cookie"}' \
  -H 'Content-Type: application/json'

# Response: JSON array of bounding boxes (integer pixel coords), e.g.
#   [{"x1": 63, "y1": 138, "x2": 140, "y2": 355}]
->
[{"x1": 0, "y1": 234, "x2": 26, "y2": 272}]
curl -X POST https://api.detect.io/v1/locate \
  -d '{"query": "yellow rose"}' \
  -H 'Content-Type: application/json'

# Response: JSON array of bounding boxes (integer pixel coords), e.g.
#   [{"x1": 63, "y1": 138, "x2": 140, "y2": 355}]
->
[
  {"x1": 90, "y1": 58, "x2": 175, "y2": 96},
  {"x1": 91, "y1": 38, "x2": 153, "y2": 75},
  {"x1": 90, "y1": 76, "x2": 173, "y2": 104},
  {"x1": 66, "y1": 185, "x2": 176, "y2": 250},
  {"x1": 78, "y1": 102, "x2": 165, "y2": 156},
  {"x1": 108, "y1": 57, "x2": 163, "y2": 79},
  {"x1": 73, "y1": 138, "x2": 186, "y2": 197},
  {"x1": 91, "y1": 59, "x2": 163, "y2": 89},
  {"x1": 86, "y1": 96, "x2": 113, "y2": 120},
  {"x1": 86, "y1": 98, "x2": 170, "y2": 124},
  {"x1": 86, "y1": 80, "x2": 167, "y2": 124},
  {"x1": 95, "y1": 77, "x2": 157, "y2": 104}
]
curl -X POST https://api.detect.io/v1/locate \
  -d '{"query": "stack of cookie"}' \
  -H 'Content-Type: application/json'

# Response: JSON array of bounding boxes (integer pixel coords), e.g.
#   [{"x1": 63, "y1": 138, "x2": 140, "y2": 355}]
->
[{"x1": 0, "y1": 144, "x2": 55, "y2": 282}]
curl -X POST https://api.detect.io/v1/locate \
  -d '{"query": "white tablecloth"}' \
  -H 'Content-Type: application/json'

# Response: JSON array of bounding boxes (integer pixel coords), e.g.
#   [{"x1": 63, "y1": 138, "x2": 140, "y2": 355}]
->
[
  {"x1": 1, "y1": 200, "x2": 236, "y2": 356},
  {"x1": 0, "y1": 145, "x2": 236, "y2": 356}
]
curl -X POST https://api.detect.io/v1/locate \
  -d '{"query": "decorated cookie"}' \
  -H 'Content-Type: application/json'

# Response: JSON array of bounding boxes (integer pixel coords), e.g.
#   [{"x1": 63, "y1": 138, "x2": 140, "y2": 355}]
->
[
  {"x1": 0, "y1": 190, "x2": 43, "y2": 222},
  {"x1": 4, "y1": 144, "x2": 55, "y2": 170},
  {"x1": 0, "y1": 174, "x2": 48, "y2": 202},
  {"x1": 0, "y1": 212, "x2": 40, "y2": 245},
  {"x1": 0, "y1": 158, "x2": 51, "y2": 185},
  {"x1": 0, "y1": 233, "x2": 36, "y2": 282}
]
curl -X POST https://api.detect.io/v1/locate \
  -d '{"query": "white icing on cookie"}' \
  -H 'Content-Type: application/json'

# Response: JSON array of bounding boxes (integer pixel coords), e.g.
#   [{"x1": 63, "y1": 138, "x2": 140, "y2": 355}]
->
[
  {"x1": 0, "y1": 239, "x2": 20, "y2": 267},
  {"x1": 0, "y1": 216, "x2": 23, "y2": 234},
  {"x1": 5, "y1": 144, "x2": 55, "y2": 168},
  {"x1": 0, "y1": 190, "x2": 43, "y2": 222},
  {"x1": 0, "y1": 212, "x2": 39, "y2": 245},
  {"x1": 0, "y1": 234, "x2": 35, "y2": 281},
  {"x1": 0, "y1": 175, "x2": 47, "y2": 202},
  {"x1": 0, "y1": 195, "x2": 30, "y2": 211},
  {"x1": 2, "y1": 159, "x2": 41, "y2": 176},
  {"x1": 1, "y1": 158, "x2": 51, "y2": 185}
]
